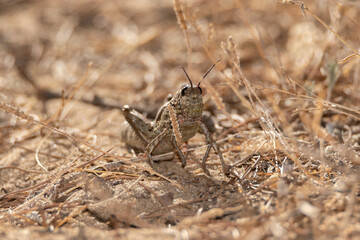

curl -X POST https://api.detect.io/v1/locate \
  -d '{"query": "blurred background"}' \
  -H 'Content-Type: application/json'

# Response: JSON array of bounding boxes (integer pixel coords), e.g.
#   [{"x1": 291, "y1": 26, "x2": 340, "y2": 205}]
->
[{"x1": 0, "y1": 0, "x2": 359, "y2": 119}]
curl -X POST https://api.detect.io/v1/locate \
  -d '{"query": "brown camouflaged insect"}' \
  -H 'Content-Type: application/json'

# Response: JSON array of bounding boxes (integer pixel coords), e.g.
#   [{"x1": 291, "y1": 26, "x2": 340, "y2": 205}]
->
[{"x1": 121, "y1": 61, "x2": 228, "y2": 176}]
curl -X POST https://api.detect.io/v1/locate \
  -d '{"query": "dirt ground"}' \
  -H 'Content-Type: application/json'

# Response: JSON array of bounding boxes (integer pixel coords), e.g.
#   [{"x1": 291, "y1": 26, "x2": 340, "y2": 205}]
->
[{"x1": 1, "y1": 0, "x2": 360, "y2": 239}]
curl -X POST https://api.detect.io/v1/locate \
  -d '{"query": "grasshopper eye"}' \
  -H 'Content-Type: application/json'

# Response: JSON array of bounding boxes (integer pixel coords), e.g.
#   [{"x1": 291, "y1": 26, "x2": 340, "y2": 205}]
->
[
  {"x1": 198, "y1": 86, "x2": 202, "y2": 94},
  {"x1": 181, "y1": 87, "x2": 188, "y2": 96}
]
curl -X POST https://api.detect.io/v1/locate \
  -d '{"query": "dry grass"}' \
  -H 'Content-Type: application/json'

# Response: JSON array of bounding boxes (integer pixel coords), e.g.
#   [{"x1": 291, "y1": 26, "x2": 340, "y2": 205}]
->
[{"x1": 1, "y1": 0, "x2": 360, "y2": 239}]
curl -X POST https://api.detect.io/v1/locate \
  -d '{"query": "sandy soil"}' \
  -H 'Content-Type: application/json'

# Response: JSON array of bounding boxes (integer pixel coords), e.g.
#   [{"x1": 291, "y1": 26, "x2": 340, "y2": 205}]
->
[{"x1": 1, "y1": 0, "x2": 360, "y2": 239}]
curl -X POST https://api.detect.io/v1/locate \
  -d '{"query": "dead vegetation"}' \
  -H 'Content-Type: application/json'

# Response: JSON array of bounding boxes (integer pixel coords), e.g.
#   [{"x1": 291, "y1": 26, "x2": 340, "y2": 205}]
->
[{"x1": 0, "y1": 0, "x2": 360, "y2": 239}]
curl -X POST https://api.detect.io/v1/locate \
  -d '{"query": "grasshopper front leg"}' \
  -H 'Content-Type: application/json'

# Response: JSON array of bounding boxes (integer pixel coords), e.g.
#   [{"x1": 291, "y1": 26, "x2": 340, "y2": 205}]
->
[
  {"x1": 145, "y1": 129, "x2": 169, "y2": 171},
  {"x1": 198, "y1": 121, "x2": 228, "y2": 176},
  {"x1": 170, "y1": 137, "x2": 186, "y2": 168},
  {"x1": 145, "y1": 130, "x2": 187, "y2": 170}
]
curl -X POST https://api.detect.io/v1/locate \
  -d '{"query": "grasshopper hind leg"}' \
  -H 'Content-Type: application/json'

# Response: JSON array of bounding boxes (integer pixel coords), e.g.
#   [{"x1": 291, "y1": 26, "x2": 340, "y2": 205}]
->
[{"x1": 122, "y1": 105, "x2": 153, "y2": 148}]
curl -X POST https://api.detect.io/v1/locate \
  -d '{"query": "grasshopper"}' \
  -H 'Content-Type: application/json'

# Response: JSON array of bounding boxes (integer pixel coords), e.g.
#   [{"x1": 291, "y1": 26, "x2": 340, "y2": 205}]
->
[{"x1": 121, "y1": 61, "x2": 228, "y2": 176}]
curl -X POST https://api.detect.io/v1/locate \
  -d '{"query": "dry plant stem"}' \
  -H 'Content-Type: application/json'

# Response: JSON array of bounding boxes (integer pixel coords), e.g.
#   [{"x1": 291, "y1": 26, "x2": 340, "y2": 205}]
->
[
  {"x1": 0, "y1": 101, "x2": 184, "y2": 191},
  {"x1": 3, "y1": 202, "x2": 83, "y2": 223},
  {"x1": 220, "y1": 43, "x2": 257, "y2": 116},
  {"x1": 187, "y1": 13, "x2": 216, "y2": 64},
  {"x1": 235, "y1": 0, "x2": 267, "y2": 62},
  {"x1": 18, "y1": 62, "x2": 93, "y2": 143},
  {"x1": 229, "y1": 141, "x2": 266, "y2": 178},
  {"x1": 187, "y1": 10, "x2": 255, "y2": 121},
  {"x1": 56, "y1": 205, "x2": 88, "y2": 228},
  {"x1": 227, "y1": 38, "x2": 257, "y2": 110},
  {"x1": 173, "y1": 0, "x2": 192, "y2": 70},
  {"x1": 240, "y1": 155, "x2": 261, "y2": 181},
  {"x1": 82, "y1": 169, "x2": 143, "y2": 180},
  {"x1": 55, "y1": 62, "x2": 93, "y2": 121},
  {"x1": 0, "y1": 178, "x2": 51, "y2": 202},
  {"x1": 35, "y1": 130, "x2": 51, "y2": 172},
  {"x1": 150, "y1": 175, "x2": 279, "y2": 222},
  {"x1": 284, "y1": 1, "x2": 360, "y2": 64},
  {"x1": 340, "y1": 183, "x2": 358, "y2": 239},
  {"x1": 0, "y1": 166, "x2": 44, "y2": 174},
  {"x1": 12, "y1": 166, "x2": 65, "y2": 212},
  {"x1": 184, "y1": 30, "x2": 192, "y2": 70},
  {"x1": 219, "y1": 117, "x2": 259, "y2": 139},
  {"x1": 265, "y1": 87, "x2": 360, "y2": 121},
  {"x1": 224, "y1": 37, "x2": 312, "y2": 175},
  {"x1": 338, "y1": 53, "x2": 359, "y2": 65},
  {"x1": 203, "y1": 81, "x2": 233, "y2": 124},
  {"x1": 178, "y1": 208, "x2": 224, "y2": 227},
  {"x1": 18, "y1": 146, "x2": 62, "y2": 161},
  {"x1": 83, "y1": 20, "x2": 166, "y2": 97},
  {"x1": 224, "y1": 40, "x2": 314, "y2": 180},
  {"x1": 236, "y1": 0, "x2": 289, "y2": 89},
  {"x1": 191, "y1": 27, "x2": 304, "y2": 179},
  {"x1": 143, "y1": 197, "x2": 212, "y2": 219},
  {"x1": 105, "y1": 152, "x2": 176, "y2": 169},
  {"x1": 11, "y1": 214, "x2": 36, "y2": 225},
  {"x1": 138, "y1": 182, "x2": 170, "y2": 212},
  {"x1": 200, "y1": 184, "x2": 210, "y2": 211},
  {"x1": 222, "y1": 176, "x2": 279, "y2": 209},
  {"x1": 11, "y1": 145, "x2": 61, "y2": 160},
  {"x1": 6, "y1": 21, "x2": 166, "y2": 143},
  {"x1": 90, "y1": 175, "x2": 144, "y2": 208},
  {"x1": 75, "y1": 146, "x2": 114, "y2": 169}
]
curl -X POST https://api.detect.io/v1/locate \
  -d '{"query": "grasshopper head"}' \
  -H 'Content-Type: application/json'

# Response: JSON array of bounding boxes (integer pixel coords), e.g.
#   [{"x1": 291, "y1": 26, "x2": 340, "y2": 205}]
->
[
  {"x1": 178, "y1": 83, "x2": 204, "y2": 119},
  {"x1": 174, "y1": 61, "x2": 219, "y2": 119}
]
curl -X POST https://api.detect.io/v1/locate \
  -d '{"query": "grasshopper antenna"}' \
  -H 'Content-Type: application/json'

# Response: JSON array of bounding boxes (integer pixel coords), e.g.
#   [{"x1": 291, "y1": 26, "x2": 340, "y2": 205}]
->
[
  {"x1": 198, "y1": 59, "x2": 221, "y2": 87},
  {"x1": 180, "y1": 66, "x2": 193, "y2": 87}
]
